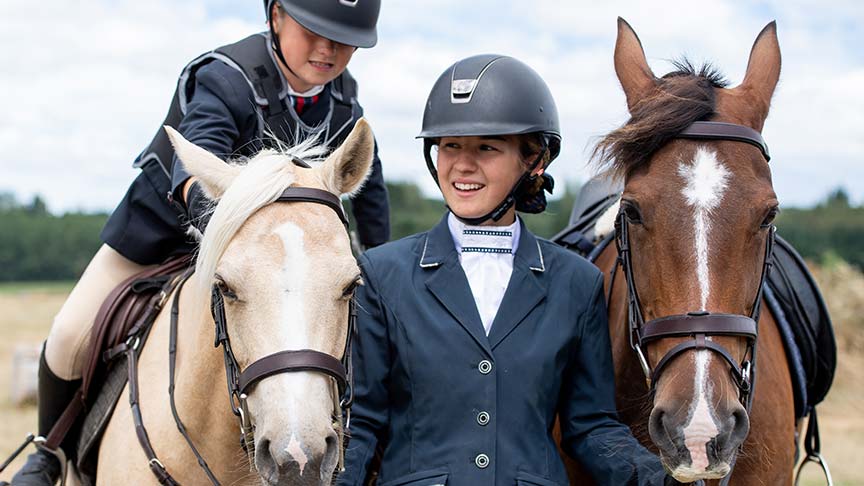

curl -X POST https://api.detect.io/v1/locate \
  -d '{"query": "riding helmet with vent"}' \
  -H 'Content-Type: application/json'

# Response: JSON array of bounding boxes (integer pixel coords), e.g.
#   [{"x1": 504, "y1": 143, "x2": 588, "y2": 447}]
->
[{"x1": 417, "y1": 54, "x2": 562, "y2": 223}]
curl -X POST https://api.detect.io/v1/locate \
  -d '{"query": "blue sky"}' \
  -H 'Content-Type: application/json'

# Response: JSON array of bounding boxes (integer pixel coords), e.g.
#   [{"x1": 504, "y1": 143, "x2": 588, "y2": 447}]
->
[{"x1": 0, "y1": 0, "x2": 861, "y2": 213}]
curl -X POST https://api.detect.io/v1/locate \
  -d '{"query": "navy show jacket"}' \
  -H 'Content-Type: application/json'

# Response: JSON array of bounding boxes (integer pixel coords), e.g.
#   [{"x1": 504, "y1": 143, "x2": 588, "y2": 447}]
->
[{"x1": 339, "y1": 215, "x2": 669, "y2": 486}]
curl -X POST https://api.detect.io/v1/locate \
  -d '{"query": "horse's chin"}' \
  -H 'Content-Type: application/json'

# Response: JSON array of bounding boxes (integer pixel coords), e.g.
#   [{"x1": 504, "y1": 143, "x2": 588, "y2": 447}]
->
[{"x1": 668, "y1": 462, "x2": 731, "y2": 482}]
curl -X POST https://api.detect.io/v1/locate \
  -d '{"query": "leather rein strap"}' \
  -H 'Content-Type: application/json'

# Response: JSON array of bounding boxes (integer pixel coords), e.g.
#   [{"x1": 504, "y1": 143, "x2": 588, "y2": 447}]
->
[{"x1": 128, "y1": 184, "x2": 356, "y2": 486}]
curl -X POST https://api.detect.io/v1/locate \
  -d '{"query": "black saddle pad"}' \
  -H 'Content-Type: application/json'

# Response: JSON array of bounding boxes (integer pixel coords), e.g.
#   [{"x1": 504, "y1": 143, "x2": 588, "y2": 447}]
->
[{"x1": 766, "y1": 235, "x2": 836, "y2": 417}]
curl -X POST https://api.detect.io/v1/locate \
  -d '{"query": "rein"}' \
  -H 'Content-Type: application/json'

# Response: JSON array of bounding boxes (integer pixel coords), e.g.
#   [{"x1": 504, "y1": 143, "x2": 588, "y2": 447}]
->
[
  {"x1": 128, "y1": 185, "x2": 357, "y2": 485},
  {"x1": 612, "y1": 120, "x2": 775, "y2": 486}
]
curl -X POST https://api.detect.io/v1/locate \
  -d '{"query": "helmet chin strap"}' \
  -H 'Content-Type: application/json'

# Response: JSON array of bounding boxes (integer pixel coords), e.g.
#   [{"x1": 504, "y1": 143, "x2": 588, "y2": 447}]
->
[
  {"x1": 268, "y1": 7, "x2": 304, "y2": 81},
  {"x1": 424, "y1": 137, "x2": 548, "y2": 226}
]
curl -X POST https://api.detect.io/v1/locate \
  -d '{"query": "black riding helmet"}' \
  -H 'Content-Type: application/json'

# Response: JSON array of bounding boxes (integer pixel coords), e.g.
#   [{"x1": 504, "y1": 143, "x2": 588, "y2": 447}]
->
[
  {"x1": 265, "y1": 0, "x2": 380, "y2": 75},
  {"x1": 418, "y1": 54, "x2": 562, "y2": 224}
]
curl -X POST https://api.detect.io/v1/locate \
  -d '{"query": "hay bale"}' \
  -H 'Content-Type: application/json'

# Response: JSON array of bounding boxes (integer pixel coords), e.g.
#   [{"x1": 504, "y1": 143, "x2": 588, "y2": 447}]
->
[{"x1": 10, "y1": 344, "x2": 41, "y2": 406}]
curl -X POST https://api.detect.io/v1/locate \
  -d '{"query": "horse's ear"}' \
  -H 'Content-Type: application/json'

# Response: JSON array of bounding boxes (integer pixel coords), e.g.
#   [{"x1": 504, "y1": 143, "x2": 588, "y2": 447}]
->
[
  {"x1": 730, "y1": 21, "x2": 781, "y2": 131},
  {"x1": 614, "y1": 17, "x2": 657, "y2": 113},
  {"x1": 164, "y1": 126, "x2": 241, "y2": 199},
  {"x1": 320, "y1": 118, "x2": 374, "y2": 196}
]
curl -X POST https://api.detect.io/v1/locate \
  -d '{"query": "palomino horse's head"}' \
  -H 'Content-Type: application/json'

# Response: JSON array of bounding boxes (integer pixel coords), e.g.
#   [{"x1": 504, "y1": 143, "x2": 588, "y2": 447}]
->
[
  {"x1": 599, "y1": 19, "x2": 781, "y2": 481},
  {"x1": 167, "y1": 121, "x2": 375, "y2": 485}
]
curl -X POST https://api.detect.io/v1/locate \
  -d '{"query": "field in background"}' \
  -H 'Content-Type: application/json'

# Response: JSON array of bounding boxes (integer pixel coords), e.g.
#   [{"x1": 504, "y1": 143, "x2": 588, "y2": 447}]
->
[{"x1": 0, "y1": 265, "x2": 861, "y2": 484}]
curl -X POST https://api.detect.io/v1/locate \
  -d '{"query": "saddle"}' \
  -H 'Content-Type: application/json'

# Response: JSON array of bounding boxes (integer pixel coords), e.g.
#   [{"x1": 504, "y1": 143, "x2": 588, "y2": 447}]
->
[
  {"x1": 40, "y1": 255, "x2": 192, "y2": 485},
  {"x1": 552, "y1": 173, "x2": 623, "y2": 256},
  {"x1": 552, "y1": 175, "x2": 837, "y2": 421}
]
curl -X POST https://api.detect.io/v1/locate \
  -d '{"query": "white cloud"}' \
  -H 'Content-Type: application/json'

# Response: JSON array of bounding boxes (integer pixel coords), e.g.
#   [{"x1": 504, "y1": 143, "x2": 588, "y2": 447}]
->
[{"x1": 0, "y1": 0, "x2": 860, "y2": 214}]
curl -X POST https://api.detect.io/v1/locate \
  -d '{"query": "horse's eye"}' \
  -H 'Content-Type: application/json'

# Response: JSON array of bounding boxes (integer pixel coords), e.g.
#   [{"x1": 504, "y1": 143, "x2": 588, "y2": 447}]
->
[
  {"x1": 622, "y1": 201, "x2": 643, "y2": 225},
  {"x1": 341, "y1": 277, "x2": 363, "y2": 300},
  {"x1": 760, "y1": 207, "x2": 779, "y2": 229},
  {"x1": 215, "y1": 278, "x2": 238, "y2": 301}
]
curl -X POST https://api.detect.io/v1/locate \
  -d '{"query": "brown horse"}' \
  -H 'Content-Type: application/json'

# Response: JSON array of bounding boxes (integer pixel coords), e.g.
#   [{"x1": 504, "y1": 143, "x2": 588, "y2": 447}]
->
[{"x1": 562, "y1": 19, "x2": 796, "y2": 485}]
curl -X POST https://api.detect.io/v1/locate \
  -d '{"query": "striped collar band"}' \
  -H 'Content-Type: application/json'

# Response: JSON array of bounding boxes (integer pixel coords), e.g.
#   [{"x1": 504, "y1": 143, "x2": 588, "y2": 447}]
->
[{"x1": 448, "y1": 213, "x2": 519, "y2": 255}]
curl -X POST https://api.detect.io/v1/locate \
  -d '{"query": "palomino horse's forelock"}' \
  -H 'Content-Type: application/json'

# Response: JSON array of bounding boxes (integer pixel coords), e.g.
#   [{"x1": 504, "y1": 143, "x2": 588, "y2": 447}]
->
[{"x1": 193, "y1": 135, "x2": 330, "y2": 309}]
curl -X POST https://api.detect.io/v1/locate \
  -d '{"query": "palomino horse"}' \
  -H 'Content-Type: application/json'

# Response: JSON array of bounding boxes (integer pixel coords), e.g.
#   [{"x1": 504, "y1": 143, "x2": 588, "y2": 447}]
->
[
  {"x1": 96, "y1": 120, "x2": 376, "y2": 485},
  {"x1": 563, "y1": 20, "x2": 796, "y2": 485}
]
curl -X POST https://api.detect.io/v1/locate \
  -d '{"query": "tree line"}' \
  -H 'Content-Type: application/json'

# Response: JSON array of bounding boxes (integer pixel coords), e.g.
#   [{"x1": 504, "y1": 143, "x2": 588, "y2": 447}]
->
[{"x1": 0, "y1": 186, "x2": 860, "y2": 282}]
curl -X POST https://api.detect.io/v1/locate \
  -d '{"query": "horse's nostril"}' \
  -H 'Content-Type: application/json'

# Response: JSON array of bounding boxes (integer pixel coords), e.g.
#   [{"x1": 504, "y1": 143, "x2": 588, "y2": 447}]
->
[
  {"x1": 319, "y1": 431, "x2": 340, "y2": 483},
  {"x1": 255, "y1": 438, "x2": 278, "y2": 480},
  {"x1": 730, "y1": 407, "x2": 750, "y2": 441},
  {"x1": 648, "y1": 406, "x2": 676, "y2": 452}
]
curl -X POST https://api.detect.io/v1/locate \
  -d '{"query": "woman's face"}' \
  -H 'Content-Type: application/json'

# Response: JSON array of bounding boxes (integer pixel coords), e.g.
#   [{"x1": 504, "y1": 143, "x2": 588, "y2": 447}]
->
[
  {"x1": 271, "y1": 7, "x2": 355, "y2": 92},
  {"x1": 436, "y1": 135, "x2": 539, "y2": 226}
]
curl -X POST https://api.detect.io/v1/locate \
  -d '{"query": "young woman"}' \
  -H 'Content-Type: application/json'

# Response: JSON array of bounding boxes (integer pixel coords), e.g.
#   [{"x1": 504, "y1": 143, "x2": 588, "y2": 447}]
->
[
  {"x1": 337, "y1": 55, "x2": 677, "y2": 486},
  {"x1": 8, "y1": 1, "x2": 388, "y2": 484}
]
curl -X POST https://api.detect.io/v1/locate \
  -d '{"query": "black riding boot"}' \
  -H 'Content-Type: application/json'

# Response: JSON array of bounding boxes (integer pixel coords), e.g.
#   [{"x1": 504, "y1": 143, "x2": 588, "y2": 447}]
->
[{"x1": 7, "y1": 347, "x2": 81, "y2": 486}]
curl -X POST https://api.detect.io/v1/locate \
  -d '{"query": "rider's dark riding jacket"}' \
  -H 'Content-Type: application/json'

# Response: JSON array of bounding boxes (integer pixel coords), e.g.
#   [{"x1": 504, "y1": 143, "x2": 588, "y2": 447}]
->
[{"x1": 101, "y1": 32, "x2": 390, "y2": 264}]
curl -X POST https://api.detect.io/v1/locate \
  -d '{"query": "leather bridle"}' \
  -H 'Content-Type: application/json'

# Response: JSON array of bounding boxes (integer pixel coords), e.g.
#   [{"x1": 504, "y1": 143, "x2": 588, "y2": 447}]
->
[
  {"x1": 612, "y1": 120, "x2": 776, "y2": 414},
  {"x1": 130, "y1": 184, "x2": 358, "y2": 486}
]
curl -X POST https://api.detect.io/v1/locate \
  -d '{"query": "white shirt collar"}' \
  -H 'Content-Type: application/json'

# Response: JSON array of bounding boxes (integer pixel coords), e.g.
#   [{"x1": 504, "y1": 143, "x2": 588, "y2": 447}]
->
[
  {"x1": 447, "y1": 213, "x2": 520, "y2": 335},
  {"x1": 447, "y1": 212, "x2": 520, "y2": 256},
  {"x1": 286, "y1": 82, "x2": 325, "y2": 98}
]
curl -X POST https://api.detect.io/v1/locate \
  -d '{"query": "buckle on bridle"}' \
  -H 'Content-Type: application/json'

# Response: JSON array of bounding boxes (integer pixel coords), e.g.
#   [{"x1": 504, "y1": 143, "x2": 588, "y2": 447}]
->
[
  {"x1": 125, "y1": 335, "x2": 141, "y2": 351},
  {"x1": 740, "y1": 360, "x2": 752, "y2": 393}
]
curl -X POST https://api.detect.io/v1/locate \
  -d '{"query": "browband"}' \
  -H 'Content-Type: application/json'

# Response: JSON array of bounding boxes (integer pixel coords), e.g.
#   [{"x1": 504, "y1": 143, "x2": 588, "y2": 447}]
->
[
  {"x1": 677, "y1": 121, "x2": 771, "y2": 162},
  {"x1": 277, "y1": 187, "x2": 348, "y2": 228}
]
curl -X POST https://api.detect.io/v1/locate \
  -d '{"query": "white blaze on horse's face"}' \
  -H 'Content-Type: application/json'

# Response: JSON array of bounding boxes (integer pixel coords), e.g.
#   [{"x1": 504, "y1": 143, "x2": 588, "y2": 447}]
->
[
  {"x1": 674, "y1": 146, "x2": 729, "y2": 479},
  {"x1": 678, "y1": 147, "x2": 730, "y2": 310}
]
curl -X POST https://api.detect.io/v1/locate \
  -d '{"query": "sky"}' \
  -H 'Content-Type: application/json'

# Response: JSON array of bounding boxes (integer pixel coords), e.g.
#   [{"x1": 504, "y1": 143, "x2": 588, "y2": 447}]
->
[{"x1": 0, "y1": 0, "x2": 861, "y2": 214}]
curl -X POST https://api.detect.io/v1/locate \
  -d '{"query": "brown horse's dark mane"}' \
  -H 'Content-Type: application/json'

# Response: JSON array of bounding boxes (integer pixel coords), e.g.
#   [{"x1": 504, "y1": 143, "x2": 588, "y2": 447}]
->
[{"x1": 593, "y1": 59, "x2": 730, "y2": 179}]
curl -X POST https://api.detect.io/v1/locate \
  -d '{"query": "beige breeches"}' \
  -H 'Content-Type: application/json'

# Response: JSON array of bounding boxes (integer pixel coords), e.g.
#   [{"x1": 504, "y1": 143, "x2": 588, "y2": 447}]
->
[{"x1": 45, "y1": 244, "x2": 155, "y2": 380}]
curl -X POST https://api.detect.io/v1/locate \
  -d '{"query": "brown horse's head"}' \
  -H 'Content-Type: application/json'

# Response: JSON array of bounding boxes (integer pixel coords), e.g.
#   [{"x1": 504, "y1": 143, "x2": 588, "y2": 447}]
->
[{"x1": 598, "y1": 19, "x2": 781, "y2": 482}]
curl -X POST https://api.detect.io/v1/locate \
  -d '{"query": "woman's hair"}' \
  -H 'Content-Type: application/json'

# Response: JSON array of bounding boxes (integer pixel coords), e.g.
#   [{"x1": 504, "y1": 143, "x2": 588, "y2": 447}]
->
[{"x1": 517, "y1": 133, "x2": 551, "y2": 194}]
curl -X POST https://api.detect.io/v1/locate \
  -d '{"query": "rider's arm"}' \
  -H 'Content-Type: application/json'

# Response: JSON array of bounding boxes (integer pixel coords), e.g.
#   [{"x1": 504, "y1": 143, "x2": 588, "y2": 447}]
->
[
  {"x1": 170, "y1": 61, "x2": 258, "y2": 205},
  {"x1": 345, "y1": 103, "x2": 390, "y2": 248},
  {"x1": 558, "y1": 272, "x2": 674, "y2": 486}
]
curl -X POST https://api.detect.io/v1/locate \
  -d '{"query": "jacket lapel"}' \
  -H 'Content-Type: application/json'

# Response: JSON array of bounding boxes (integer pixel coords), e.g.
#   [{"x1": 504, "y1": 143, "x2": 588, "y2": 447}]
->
[
  {"x1": 421, "y1": 216, "x2": 493, "y2": 357},
  {"x1": 487, "y1": 222, "x2": 547, "y2": 350}
]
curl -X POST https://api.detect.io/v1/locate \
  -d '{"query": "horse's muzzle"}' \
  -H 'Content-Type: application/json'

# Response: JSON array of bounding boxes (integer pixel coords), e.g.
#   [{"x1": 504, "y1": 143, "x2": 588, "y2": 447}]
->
[{"x1": 649, "y1": 400, "x2": 749, "y2": 481}]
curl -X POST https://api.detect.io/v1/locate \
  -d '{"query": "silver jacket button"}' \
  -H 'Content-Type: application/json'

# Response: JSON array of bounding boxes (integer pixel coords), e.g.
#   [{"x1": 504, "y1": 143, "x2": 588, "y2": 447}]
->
[
  {"x1": 477, "y1": 411, "x2": 490, "y2": 426},
  {"x1": 478, "y1": 360, "x2": 492, "y2": 374},
  {"x1": 475, "y1": 453, "x2": 490, "y2": 469}
]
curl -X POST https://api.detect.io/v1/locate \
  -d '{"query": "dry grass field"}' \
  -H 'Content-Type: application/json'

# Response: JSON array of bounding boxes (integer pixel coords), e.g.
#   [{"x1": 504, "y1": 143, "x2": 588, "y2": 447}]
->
[{"x1": 0, "y1": 264, "x2": 861, "y2": 485}]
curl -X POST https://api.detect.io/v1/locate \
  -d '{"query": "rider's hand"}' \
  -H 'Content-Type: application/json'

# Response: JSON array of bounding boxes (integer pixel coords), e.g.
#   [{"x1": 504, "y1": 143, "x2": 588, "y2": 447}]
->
[{"x1": 184, "y1": 180, "x2": 213, "y2": 235}]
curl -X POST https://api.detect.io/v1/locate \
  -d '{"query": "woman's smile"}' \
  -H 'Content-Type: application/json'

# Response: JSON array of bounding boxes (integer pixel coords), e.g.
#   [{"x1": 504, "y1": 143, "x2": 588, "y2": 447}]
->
[{"x1": 452, "y1": 180, "x2": 486, "y2": 196}]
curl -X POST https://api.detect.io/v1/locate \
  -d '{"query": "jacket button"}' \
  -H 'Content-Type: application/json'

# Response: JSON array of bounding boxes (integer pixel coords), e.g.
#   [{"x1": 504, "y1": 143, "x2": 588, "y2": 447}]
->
[
  {"x1": 474, "y1": 453, "x2": 490, "y2": 469},
  {"x1": 477, "y1": 411, "x2": 490, "y2": 426},
  {"x1": 478, "y1": 360, "x2": 492, "y2": 374}
]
